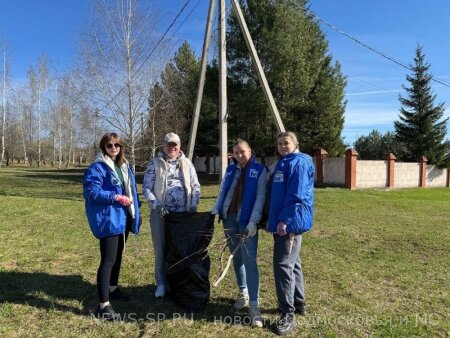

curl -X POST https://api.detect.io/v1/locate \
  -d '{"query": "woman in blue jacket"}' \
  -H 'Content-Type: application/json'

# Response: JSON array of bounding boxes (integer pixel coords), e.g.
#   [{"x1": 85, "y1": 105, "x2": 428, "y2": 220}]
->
[
  {"x1": 211, "y1": 139, "x2": 267, "y2": 328},
  {"x1": 83, "y1": 133, "x2": 141, "y2": 321},
  {"x1": 268, "y1": 131, "x2": 314, "y2": 335}
]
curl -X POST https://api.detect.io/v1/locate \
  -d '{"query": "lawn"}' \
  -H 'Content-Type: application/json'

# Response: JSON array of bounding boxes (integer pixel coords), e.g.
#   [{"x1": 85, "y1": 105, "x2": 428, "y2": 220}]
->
[{"x1": 0, "y1": 166, "x2": 449, "y2": 337}]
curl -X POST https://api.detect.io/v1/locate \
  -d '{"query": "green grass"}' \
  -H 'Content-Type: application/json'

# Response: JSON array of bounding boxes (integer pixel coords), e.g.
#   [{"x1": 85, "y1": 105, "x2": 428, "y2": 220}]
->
[{"x1": 0, "y1": 166, "x2": 449, "y2": 337}]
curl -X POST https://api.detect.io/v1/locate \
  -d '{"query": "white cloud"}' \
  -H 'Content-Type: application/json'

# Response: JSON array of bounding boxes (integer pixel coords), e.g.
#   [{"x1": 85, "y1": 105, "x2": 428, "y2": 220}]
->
[
  {"x1": 345, "y1": 107, "x2": 398, "y2": 126},
  {"x1": 345, "y1": 89, "x2": 402, "y2": 96}
]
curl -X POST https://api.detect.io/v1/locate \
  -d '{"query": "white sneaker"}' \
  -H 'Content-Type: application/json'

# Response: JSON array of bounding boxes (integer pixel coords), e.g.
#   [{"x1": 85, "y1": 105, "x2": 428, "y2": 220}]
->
[
  {"x1": 233, "y1": 291, "x2": 249, "y2": 310},
  {"x1": 155, "y1": 285, "x2": 166, "y2": 298},
  {"x1": 249, "y1": 305, "x2": 263, "y2": 327}
]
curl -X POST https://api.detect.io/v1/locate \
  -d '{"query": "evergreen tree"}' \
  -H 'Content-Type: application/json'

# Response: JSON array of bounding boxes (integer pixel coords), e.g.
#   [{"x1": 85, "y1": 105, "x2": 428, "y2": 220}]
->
[
  {"x1": 227, "y1": 0, "x2": 346, "y2": 156},
  {"x1": 354, "y1": 130, "x2": 399, "y2": 160},
  {"x1": 143, "y1": 42, "x2": 218, "y2": 157},
  {"x1": 394, "y1": 46, "x2": 450, "y2": 166},
  {"x1": 161, "y1": 41, "x2": 200, "y2": 141},
  {"x1": 194, "y1": 61, "x2": 220, "y2": 156},
  {"x1": 144, "y1": 42, "x2": 199, "y2": 148}
]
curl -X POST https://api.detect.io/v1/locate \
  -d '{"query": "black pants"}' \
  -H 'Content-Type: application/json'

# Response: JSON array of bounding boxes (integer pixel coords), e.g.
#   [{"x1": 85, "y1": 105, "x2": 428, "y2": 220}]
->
[{"x1": 97, "y1": 220, "x2": 130, "y2": 302}]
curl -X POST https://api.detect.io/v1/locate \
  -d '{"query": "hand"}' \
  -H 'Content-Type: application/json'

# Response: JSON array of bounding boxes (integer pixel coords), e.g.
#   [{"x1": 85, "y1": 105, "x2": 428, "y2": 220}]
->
[
  {"x1": 277, "y1": 222, "x2": 287, "y2": 236},
  {"x1": 159, "y1": 207, "x2": 169, "y2": 217},
  {"x1": 245, "y1": 221, "x2": 257, "y2": 238},
  {"x1": 151, "y1": 200, "x2": 161, "y2": 210},
  {"x1": 115, "y1": 194, "x2": 132, "y2": 206}
]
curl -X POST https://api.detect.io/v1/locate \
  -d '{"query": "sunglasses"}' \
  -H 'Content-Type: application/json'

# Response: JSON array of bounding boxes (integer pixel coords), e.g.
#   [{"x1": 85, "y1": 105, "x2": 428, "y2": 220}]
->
[{"x1": 106, "y1": 143, "x2": 121, "y2": 149}]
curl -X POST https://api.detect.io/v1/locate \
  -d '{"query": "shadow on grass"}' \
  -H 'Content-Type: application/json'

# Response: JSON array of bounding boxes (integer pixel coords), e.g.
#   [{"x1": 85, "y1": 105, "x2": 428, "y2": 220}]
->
[
  {"x1": 112, "y1": 285, "x2": 241, "y2": 324},
  {"x1": 0, "y1": 187, "x2": 84, "y2": 201},
  {"x1": 0, "y1": 271, "x2": 255, "y2": 325},
  {"x1": 6, "y1": 168, "x2": 219, "y2": 188},
  {"x1": 22, "y1": 174, "x2": 84, "y2": 184},
  {"x1": 21, "y1": 169, "x2": 85, "y2": 184},
  {"x1": 23, "y1": 168, "x2": 87, "y2": 174},
  {"x1": 197, "y1": 173, "x2": 220, "y2": 186},
  {"x1": 0, "y1": 271, "x2": 94, "y2": 315}
]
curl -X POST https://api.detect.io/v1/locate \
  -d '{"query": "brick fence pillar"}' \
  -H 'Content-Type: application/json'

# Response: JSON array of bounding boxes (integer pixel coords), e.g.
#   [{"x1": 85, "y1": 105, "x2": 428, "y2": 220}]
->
[
  {"x1": 385, "y1": 153, "x2": 396, "y2": 188},
  {"x1": 345, "y1": 148, "x2": 358, "y2": 189},
  {"x1": 419, "y1": 156, "x2": 428, "y2": 188},
  {"x1": 446, "y1": 168, "x2": 450, "y2": 188},
  {"x1": 315, "y1": 148, "x2": 328, "y2": 186}
]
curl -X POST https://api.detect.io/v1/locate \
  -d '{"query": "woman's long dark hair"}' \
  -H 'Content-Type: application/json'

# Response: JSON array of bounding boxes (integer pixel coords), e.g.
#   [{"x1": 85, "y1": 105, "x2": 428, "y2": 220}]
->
[{"x1": 99, "y1": 133, "x2": 125, "y2": 166}]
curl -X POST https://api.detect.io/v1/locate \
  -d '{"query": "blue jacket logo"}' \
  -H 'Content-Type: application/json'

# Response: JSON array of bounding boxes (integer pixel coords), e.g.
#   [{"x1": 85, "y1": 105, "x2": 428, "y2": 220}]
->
[
  {"x1": 249, "y1": 169, "x2": 258, "y2": 178},
  {"x1": 111, "y1": 176, "x2": 120, "y2": 186},
  {"x1": 273, "y1": 171, "x2": 284, "y2": 183}
]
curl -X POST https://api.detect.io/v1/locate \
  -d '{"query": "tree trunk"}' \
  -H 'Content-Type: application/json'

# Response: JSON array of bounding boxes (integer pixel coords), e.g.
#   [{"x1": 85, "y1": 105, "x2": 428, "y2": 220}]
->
[
  {"x1": 53, "y1": 135, "x2": 56, "y2": 165},
  {"x1": 20, "y1": 119, "x2": 28, "y2": 164},
  {"x1": 58, "y1": 109, "x2": 62, "y2": 170},
  {"x1": 37, "y1": 92, "x2": 41, "y2": 167},
  {"x1": 1, "y1": 48, "x2": 7, "y2": 167}
]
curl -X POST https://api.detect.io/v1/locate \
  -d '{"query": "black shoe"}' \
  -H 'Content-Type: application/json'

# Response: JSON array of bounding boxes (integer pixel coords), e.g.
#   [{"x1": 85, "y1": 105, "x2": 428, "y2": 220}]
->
[
  {"x1": 110, "y1": 287, "x2": 130, "y2": 301},
  {"x1": 275, "y1": 313, "x2": 296, "y2": 335},
  {"x1": 294, "y1": 303, "x2": 305, "y2": 316},
  {"x1": 94, "y1": 304, "x2": 121, "y2": 321}
]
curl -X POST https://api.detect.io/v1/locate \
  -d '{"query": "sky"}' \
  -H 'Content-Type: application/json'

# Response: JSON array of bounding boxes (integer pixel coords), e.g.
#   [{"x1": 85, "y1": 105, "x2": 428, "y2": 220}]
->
[{"x1": 1, "y1": 0, "x2": 450, "y2": 146}]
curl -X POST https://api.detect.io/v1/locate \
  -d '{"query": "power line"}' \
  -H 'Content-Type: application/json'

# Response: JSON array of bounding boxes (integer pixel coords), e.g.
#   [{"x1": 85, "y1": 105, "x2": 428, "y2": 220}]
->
[
  {"x1": 288, "y1": 0, "x2": 450, "y2": 88},
  {"x1": 149, "y1": 0, "x2": 204, "y2": 67},
  {"x1": 168, "y1": 0, "x2": 204, "y2": 42},
  {"x1": 131, "y1": 0, "x2": 194, "y2": 80},
  {"x1": 140, "y1": 0, "x2": 204, "y2": 77}
]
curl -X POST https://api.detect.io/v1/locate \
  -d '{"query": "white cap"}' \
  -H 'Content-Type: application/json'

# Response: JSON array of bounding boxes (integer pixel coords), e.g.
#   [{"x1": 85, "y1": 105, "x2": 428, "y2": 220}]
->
[{"x1": 163, "y1": 132, "x2": 181, "y2": 145}]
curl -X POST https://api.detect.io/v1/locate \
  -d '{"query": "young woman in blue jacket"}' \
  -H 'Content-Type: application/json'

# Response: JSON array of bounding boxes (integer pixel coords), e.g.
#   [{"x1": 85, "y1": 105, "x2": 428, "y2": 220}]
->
[
  {"x1": 268, "y1": 131, "x2": 314, "y2": 335},
  {"x1": 211, "y1": 139, "x2": 267, "y2": 328},
  {"x1": 83, "y1": 133, "x2": 141, "y2": 321}
]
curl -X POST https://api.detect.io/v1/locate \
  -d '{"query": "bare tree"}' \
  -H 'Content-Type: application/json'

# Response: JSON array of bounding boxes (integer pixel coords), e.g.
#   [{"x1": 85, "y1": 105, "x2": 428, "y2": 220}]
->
[
  {"x1": 55, "y1": 74, "x2": 76, "y2": 168},
  {"x1": 145, "y1": 83, "x2": 172, "y2": 159},
  {"x1": 47, "y1": 79, "x2": 75, "y2": 170},
  {"x1": 79, "y1": 0, "x2": 167, "y2": 167},
  {"x1": 28, "y1": 56, "x2": 50, "y2": 167},
  {"x1": 51, "y1": 92, "x2": 64, "y2": 170},
  {"x1": 9, "y1": 85, "x2": 32, "y2": 164},
  {"x1": 1, "y1": 42, "x2": 9, "y2": 167}
]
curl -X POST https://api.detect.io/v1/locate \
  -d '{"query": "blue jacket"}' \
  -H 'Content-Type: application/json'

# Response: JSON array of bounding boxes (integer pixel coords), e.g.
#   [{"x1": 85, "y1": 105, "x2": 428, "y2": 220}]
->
[
  {"x1": 213, "y1": 156, "x2": 267, "y2": 231},
  {"x1": 268, "y1": 152, "x2": 314, "y2": 234},
  {"x1": 83, "y1": 155, "x2": 141, "y2": 239}
]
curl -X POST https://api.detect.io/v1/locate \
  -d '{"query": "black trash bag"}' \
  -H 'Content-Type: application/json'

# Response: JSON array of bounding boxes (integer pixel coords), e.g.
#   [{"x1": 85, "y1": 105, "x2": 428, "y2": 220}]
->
[{"x1": 164, "y1": 212, "x2": 215, "y2": 312}]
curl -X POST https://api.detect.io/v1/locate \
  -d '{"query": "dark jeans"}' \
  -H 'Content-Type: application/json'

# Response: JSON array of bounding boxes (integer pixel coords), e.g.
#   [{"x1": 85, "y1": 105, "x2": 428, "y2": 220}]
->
[
  {"x1": 273, "y1": 233, "x2": 305, "y2": 314},
  {"x1": 97, "y1": 220, "x2": 130, "y2": 303}
]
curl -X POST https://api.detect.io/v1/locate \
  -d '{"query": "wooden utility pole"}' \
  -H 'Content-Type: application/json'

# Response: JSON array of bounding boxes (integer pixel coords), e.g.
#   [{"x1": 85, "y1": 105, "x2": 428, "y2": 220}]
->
[
  {"x1": 189, "y1": 0, "x2": 285, "y2": 179},
  {"x1": 187, "y1": 0, "x2": 216, "y2": 161},
  {"x1": 218, "y1": 0, "x2": 228, "y2": 179},
  {"x1": 230, "y1": 0, "x2": 285, "y2": 133}
]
